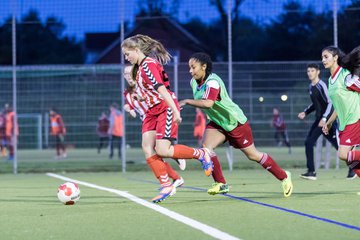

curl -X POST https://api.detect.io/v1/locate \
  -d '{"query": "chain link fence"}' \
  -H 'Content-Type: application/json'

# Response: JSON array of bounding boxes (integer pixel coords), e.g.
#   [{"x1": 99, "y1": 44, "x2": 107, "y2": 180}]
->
[{"x1": 0, "y1": 0, "x2": 358, "y2": 173}]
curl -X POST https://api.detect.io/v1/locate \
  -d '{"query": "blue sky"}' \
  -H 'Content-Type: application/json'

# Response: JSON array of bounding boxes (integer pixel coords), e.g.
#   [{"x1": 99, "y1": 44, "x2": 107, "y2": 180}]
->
[{"x1": 0, "y1": 0, "x2": 353, "y2": 40}]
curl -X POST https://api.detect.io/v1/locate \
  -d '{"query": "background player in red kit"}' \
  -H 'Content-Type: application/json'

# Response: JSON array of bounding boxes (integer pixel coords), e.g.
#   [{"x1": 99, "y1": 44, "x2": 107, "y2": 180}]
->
[
  {"x1": 272, "y1": 107, "x2": 291, "y2": 154},
  {"x1": 96, "y1": 111, "x2": 110, "y2": 154}
]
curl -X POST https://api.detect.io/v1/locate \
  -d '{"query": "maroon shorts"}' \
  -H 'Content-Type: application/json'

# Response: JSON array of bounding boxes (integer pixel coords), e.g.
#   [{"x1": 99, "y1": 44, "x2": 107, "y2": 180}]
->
[
  {"x1": 206, "y1": 121, "x2": 254, "y2": 149},
  {"x1": 339, "y1": 120, "x2": 360, "y2": 146},
  {"x1": 142, "y1": 101, "x2": 179, "y2": 140}
]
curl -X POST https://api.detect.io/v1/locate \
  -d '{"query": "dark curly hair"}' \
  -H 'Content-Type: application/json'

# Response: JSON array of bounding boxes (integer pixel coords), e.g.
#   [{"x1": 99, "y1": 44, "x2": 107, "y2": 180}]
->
[{"x1": 190, "y1": 52, "x2": 213, "y2": 80}]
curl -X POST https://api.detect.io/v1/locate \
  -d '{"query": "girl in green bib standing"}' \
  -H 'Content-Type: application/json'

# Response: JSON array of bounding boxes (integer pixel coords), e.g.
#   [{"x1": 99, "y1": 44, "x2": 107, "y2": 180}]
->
[
  {"x1": 322, "y1": 46, "x2": 360, "y2": 176},
  {"x1": 179, "y1": 52, "x2": 293, "y2": 197}
]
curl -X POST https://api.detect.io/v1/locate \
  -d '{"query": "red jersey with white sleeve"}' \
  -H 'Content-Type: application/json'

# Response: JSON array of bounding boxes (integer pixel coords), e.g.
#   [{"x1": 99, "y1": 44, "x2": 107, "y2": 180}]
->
[
  {"x1": 345, "y1": 74, "x2": 360, "y2": 93},
  {"x1": 201, "y1": 79, "x2": 221, "y2": 101},
  {"x1": 136, "y1": 57, "x2": 176, "y2": 109}
]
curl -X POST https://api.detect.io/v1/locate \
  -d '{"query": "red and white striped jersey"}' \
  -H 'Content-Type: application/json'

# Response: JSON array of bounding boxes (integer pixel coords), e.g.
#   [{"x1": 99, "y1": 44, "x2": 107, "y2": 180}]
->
[
  {"x1": 124, "y1": 88, "x2": 148, "y2": 121},
  {"x1": 136, "y1": 57, "x2": 175, "y2": 109},
  {"x1": 345, "y1": 74, "x2": 360, "y2": 93}
]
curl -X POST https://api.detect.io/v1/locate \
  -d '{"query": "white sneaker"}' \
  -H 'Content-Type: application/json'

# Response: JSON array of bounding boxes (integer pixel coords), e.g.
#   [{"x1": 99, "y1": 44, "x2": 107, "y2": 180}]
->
[
  {"x1": 173, "y1": 177, "x2": 184, "y2": 188},
  {"x1": 176, "y1": 159, "x2": 186, "y2": 171},
  {"x1": 62, "y1": 153, "x2": 67, "y2": 158}
]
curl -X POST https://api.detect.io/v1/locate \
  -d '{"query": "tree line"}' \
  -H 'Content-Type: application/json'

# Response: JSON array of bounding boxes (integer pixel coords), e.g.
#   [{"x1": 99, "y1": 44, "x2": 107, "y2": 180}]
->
[{"x1": 0, "y1": 0, "x2": 358, "y2": 65}]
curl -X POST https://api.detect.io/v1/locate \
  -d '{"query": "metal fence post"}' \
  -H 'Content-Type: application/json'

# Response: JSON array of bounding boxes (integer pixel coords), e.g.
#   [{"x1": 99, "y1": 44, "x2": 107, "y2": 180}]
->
[
  {"x1": 11, "y1": 0, "x2": 17, "y2": 174},
  {"x1": 227, "y1": 0, "x2": 234, "y2": 172}
]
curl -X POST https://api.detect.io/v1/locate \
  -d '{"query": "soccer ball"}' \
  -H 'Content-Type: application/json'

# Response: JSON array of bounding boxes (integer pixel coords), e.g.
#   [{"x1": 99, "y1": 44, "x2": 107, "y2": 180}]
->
[{"x1": 57, "y1": 182, "x2": 80, "y2": 205}]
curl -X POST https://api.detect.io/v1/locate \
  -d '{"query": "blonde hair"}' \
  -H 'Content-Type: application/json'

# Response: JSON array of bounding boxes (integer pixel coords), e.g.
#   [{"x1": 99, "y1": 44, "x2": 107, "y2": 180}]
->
[{"x1": 121, "y1": 34, "x2": 171, "y2": 65}]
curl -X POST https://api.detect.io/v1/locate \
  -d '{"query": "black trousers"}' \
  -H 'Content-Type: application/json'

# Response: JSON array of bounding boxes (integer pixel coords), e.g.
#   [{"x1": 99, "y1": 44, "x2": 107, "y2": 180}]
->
[
  {"x1": 305, "y1": 119, "x2": 338, "y2": 172},
  {"x1": 97, "y1": 136, "x2": 109, "y2": 153},
  {"x1": 109, "y1": 135, "x2": 122, "y2": 159},
  {"x1": 274, "y1": 129, "x2": 291, "y2": 148},
  {"x1": 55, "y1": 135, "x2": 66, "y2": 156}
]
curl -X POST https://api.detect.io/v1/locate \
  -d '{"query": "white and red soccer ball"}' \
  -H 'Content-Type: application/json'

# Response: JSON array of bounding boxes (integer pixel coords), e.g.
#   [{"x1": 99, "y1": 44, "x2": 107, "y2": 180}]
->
[{"x1": 57, "y1": 182, "x2": 80, "y2": 205}]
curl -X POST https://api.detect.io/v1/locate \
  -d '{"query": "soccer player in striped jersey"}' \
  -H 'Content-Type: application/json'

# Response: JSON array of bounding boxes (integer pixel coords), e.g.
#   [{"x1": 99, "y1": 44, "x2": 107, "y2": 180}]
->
[
  {"x1": 123, "y1": 65, "x2": 149, "y2": 120},
  {"x1": 96, "y1": 112, "x2": 110, "y2": 154},
  {"x1": 121, "y1": 35, "x2": 212, "y2": 203},
  {"x1": 180, "y1": 52, "x2": 293, "y2": 197},
  {"x1": 123, "y1": 65, "x2": 185, "y2": 188},
  {"x1": 321, "y1": 46, "x2": 360, "y2": 177},
  {"x1": 298, "y1": 63, "x2": 354, "y2": 180}
]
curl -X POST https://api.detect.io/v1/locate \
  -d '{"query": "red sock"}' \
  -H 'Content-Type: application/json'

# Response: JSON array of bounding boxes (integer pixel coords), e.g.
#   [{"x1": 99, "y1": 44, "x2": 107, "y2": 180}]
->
[
  {"x1": 211, "y1": 153, "x2": 226, "y2": 184},
  {"x1": 347, "y1": 152, "x2": 360, "y2": 177},
  {"x1": 173, "y1": 144, "x2": 203, "y2": 159},
  {"x1": 347, "y1": 150, "x2": 360, "y2": 162},
  {"x1": 259, "y1": 153, "x2": 287, "y2": 180},
  {"x1": 164, "y1": 162, "x2": 180, "y2": 180},
  {"x1": 353, "y1": 169, "x2": 360, "y2": 177},
  {"x1": 146, "y1": 155, "x2": 171, "y2": 187}
]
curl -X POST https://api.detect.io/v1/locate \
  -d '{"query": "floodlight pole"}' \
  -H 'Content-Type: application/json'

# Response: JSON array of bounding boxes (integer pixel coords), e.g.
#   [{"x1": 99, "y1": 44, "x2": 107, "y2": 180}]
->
[
  {"x1": 228, "y1": 0, "x2": 233, "y2": 97},
  {"x1": 333, "y1": 0, "x2": 338, "y2": 47},
  {"x1": 227, "y1": 0, "x2": 234, "y2": 172},
  {"x1": 173, "y1": 56, "x2": 179, "y2": 98},
  {"x1": 120, "y1": 0, "x2": 126, "y2": 173},
  {"x1": 11, "y1": 0, "x2": 17, "y2": 174}
]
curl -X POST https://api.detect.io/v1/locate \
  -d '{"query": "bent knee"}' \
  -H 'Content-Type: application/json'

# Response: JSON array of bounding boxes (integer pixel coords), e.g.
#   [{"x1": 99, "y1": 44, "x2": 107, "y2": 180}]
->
[
  {"x1": 245, "y1": 152, "x2": 262, "y2": 162},
  {"x1": 154, "y1": 145, "x2": 170, "y2": 157},
  {"x1": 338, "y1": 152, "x2": 348, "y2": 161}
]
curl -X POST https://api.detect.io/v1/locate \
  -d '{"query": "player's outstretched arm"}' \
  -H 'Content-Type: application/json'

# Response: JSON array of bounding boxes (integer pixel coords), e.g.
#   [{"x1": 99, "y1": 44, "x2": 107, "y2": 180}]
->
[{"x1": 179, "y1": 99, "x2": 214, "y2": 109}]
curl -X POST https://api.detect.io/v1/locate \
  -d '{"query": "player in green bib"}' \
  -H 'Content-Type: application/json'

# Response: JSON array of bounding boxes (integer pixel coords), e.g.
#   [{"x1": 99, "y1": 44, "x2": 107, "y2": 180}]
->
[
  {"x1": 322, "y1": 46, "x2": 360, "y2": 177},
  {"x1": 179, "y1": 52, "x2": 293, "y2": 197}
]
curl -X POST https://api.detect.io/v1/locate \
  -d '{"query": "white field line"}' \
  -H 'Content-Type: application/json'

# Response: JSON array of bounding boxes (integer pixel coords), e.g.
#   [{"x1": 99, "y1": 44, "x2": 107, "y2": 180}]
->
[{"x1": 46, "y1": 173, "x2": 241, "y2": 240}]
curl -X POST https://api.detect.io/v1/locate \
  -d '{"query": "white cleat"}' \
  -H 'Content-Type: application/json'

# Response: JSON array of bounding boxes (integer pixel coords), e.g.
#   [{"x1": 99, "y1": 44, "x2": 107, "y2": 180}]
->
[
  {"x1": 176, "y1": 159, "x2": 186, "y2": 171},
  {"x1": 173, "y1": 177, "x2": 184, "y2": 188}
]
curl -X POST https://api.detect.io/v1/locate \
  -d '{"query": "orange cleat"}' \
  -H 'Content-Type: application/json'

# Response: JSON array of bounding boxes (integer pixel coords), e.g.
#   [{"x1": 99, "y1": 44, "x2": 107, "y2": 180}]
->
[{"x1": 198, "y1": 148, "x2": 213, "y2": 177}]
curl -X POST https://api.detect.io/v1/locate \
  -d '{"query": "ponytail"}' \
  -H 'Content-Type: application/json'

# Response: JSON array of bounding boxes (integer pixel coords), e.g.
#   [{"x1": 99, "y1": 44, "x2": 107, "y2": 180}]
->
[
  {"x1": 121, "y1": 34, "x2": 171, "y2": 65},
  {"x1": 131, "y1": 64, "x2": 139, "y2": 81},
  {"x1": 342, "y1": 46, "x2": 360, "y2": 76}
]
